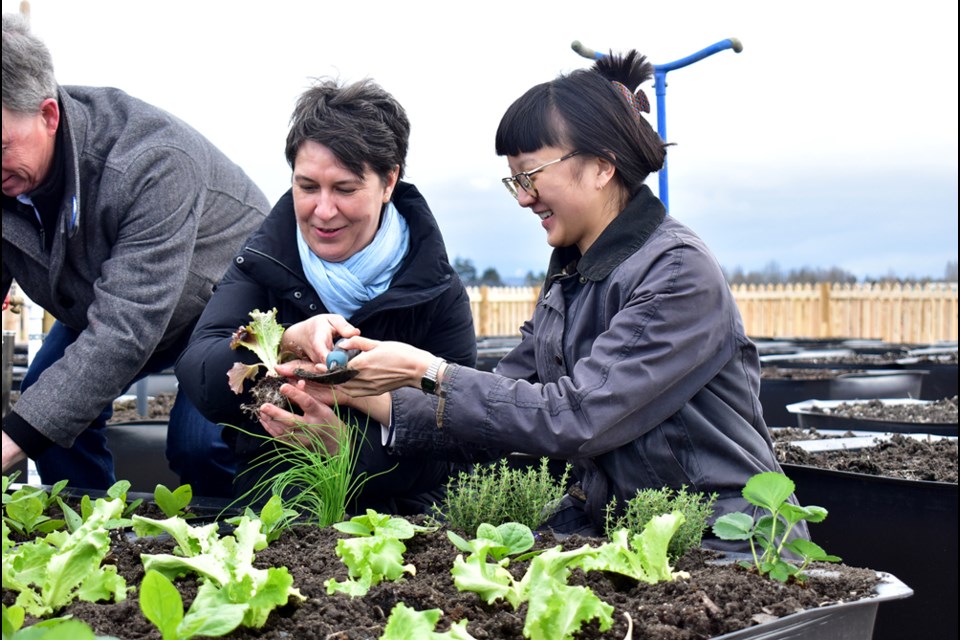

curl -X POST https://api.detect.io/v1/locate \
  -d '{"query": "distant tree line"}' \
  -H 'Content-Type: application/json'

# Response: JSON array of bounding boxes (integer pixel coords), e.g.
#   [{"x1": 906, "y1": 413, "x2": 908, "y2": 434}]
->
[
  {"x1": 454, "y1": 257, "x2": 959, "y2": 288},
  {"x1": 453, "y1": 257, "x2": 545, "y2": 287}
]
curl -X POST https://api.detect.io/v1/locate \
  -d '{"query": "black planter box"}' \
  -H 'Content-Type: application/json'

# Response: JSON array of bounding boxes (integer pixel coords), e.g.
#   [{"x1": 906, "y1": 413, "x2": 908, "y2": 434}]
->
[
  {"x1": 759, "y1": 370, "x2": 925, "y2": 428},
  {"x1": 787, "y1": 399, "x2": 958, "y2": 436},
  {"x1": 780, "y1": 433, "x2": 957, "y2": 640}
]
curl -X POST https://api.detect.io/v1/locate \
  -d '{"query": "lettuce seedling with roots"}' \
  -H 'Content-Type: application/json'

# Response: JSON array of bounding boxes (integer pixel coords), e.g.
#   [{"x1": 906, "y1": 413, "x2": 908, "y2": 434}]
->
[
  {"x1": 227, "y1": 308, "x2": 294, "y2": 419},
  {"x1": 227, "y1": 308, "x2": 286, "y2": 393}
]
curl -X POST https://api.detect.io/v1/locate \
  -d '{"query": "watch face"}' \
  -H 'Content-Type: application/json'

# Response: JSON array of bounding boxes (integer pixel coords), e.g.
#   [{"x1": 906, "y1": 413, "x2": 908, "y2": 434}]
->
[{"x1": 421, "y1": 377, "x2": 437, "y2": 394}]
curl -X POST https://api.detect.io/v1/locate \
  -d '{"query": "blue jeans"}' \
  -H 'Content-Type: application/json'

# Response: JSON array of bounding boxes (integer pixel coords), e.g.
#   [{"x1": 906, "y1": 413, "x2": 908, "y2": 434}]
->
[{"x1": 21, "y1": 321, "x2": 235, "y2": 497}]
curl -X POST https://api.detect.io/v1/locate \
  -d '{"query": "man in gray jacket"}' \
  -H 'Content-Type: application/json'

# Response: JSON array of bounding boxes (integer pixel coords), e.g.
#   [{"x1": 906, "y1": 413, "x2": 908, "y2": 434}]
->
[{"x1": 1, "y1": 13, "x2": 269, "y2": 496}]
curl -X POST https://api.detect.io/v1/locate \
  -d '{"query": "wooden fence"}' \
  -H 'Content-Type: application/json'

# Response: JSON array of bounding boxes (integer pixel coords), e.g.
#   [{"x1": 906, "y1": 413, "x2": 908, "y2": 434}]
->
[
  {"x1": 5, "y1": 282, "x2": 958, "y2": 344},
  {"x1": 467, "y1": 283, "x2": 959, "y2": 343}
]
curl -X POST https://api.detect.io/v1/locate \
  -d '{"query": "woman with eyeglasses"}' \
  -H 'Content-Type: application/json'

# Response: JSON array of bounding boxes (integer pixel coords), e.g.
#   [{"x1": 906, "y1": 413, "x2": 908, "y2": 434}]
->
[
  {"x1": 263, "y1": 51, "x2": 805, "y2": 543},
  {"x1": 175, "y1": 77, "x2": 477, "y2": 514}
]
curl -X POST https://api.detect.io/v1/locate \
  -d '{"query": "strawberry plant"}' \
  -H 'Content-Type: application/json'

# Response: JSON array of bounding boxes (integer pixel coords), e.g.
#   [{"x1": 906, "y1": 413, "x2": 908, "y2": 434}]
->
[{"x1": 712, "y1": 471, "x2": 841, "y2": 583}]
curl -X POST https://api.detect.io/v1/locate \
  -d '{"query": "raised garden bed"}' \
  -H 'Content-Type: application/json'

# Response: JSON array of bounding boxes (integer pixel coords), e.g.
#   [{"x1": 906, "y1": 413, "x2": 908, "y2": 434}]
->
[
  {"x1": 772, "y1": 428, "x2": 958, "y2": 640},
  {"x1": 2, "y1": 504, "x2": 909, "y2": 640},
  {"x1": 786, "y1": 397, "x2": 958, "y2": 436}
]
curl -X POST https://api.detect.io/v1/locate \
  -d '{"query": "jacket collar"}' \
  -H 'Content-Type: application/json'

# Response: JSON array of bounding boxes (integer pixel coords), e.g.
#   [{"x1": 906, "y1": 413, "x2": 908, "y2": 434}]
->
[{"x1": 546, "y1": 184, "x2": 666, "y2": 282}]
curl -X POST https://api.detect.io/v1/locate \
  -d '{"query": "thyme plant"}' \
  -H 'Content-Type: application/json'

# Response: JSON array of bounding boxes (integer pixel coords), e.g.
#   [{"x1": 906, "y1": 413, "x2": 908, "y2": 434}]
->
[
  {"x1": 436, "y1": 458, "x2": 571, "y2": 533},
  {"x1": 604, "y1": 485, "x2": 717, "y2": 560}
]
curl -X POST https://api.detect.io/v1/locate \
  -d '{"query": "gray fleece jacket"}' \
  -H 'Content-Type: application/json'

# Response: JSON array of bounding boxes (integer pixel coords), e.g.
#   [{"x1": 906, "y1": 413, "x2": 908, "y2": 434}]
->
[{"x1": 2, "y1": 85, "x2": 269, "y2": 449}]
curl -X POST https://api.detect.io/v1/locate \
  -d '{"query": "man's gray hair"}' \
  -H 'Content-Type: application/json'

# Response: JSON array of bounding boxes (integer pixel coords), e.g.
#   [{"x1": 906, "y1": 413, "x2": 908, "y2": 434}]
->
[{"x1": 2, "y1": 12, "x2": 58, "y2": 113}]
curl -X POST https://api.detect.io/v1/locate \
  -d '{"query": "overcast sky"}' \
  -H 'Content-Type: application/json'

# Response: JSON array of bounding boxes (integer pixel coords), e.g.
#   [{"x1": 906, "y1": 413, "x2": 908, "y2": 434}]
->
[{"x1": 6, "y1": 0, "x2": 957, "y2": 281}]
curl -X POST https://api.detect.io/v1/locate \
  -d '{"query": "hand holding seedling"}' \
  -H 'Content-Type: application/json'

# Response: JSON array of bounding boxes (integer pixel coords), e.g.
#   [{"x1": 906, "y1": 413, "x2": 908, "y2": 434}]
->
[
  {"x1": 279, "y1": 314, "x2": 360, "y2": 368},
  {"x1": 328, "y1": 336, "x2": 439, "y2": 396},
  {"x1": 259, "y1": 381, "x2": 346, "y2": 453}
]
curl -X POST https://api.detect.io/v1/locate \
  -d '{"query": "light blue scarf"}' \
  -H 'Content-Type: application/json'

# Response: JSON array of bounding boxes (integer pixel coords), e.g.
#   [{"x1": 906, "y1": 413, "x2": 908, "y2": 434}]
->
[{"x1": 297, "y1": 201, "x2": 410, "y2": 320}]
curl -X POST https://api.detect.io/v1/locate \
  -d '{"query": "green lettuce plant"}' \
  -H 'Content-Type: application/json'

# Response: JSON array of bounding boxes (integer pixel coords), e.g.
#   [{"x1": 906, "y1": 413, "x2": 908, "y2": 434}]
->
[
  {"x1": 2, "y1": 477, "x2": 69, "y2": 537},
  {"x1": 138, "y1": 570, "x2": 246, "y2": 640},
  {"x1": 712, "y1": 471, "x2": 841, "y2": 583},
  {"x1": 225, "y1": 494, "x2": 298, "y2": 544},
  {"x1": 449, "y1": 516, "x2": 688, "y2": 640},
  {"x1": 133, "y1": 513, "x2": 305, "y2": 628},
  {"x1": 153, "y1": 484, "x2": 193, "y2": 519},
  {"x1": 380, "y1": 603, "x2": 476, "y2": 640},
  {"x1": 2, "y1": 498, "x2": 129, "y2": 617},
  {"x1": 325, "y1": 509, "x2": 436, "y2": 597},
  {"x1": 2, "y1": 603, "x2": 121, "y2": 640},
  {"x1": 581, "y1": 512, "x2": 691, "y2": 584},
  {"x1": 227, "y1": 308, "x2": 286, "y2": 393}
]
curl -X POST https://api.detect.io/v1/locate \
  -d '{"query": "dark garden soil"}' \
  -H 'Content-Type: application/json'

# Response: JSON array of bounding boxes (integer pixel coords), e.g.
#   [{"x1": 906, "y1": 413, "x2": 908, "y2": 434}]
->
[
  {"x1": 760, "y1": 367, "x2": 853, "y2": 380},
  {"x1": 803, "y1": 396, "x2": 958, "y2": 423},
  {"x1": 5, "y1": 518, "x2": 885, "y2": 640},
  {"x1": 108, "y1": 393, "x2": 177, "y2": 423},
  {"x1": 775, "y1": 432, "x2": 958, "y2": 483},
  {"x1": 770, "y1": 397, "x2": 958, "y2": 483}
]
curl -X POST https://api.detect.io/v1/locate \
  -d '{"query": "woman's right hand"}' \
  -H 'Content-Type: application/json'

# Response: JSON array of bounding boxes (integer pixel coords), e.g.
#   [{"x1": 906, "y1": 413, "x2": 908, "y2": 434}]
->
[{"x1": 279, "y1": 314, "x2": 360, "y2": 365}]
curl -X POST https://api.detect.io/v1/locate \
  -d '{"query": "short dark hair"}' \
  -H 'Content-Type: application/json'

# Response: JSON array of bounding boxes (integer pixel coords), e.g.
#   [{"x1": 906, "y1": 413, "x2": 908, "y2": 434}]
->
[
  {"x1": 285, "y1": 77, "x2": 410, "y2": 183},
  {"x1": 495, "y1": 50, "x2": 667, "y2": 197}
]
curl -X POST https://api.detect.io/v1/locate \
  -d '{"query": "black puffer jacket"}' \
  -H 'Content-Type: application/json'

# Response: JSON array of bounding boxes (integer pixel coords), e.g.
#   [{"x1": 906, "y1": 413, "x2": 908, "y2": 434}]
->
[{"x1": 176, "y1": 182, "x2": 476, "y2": 512}]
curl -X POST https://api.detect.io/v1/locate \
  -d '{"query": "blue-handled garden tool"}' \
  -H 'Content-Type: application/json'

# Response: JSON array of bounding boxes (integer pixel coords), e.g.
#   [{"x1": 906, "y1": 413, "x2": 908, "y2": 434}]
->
[{"x1": 294, "y1": 339, "x2": 361, "y2": 384}]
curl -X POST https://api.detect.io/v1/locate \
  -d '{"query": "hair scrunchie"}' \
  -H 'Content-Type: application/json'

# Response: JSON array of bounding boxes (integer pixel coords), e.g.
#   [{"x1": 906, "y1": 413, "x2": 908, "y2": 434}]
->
[{"x1": 611, "y1": 80, "x2": 651, "y2": 120}]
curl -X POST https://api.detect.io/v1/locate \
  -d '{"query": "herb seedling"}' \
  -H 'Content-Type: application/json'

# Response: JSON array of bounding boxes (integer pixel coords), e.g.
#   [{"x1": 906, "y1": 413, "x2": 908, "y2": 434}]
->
[
  {"x1": 154, "y1": 483, "x2": 193, "y2": 519},
  {"x1": 436, "y1": 458, "x2": 570, "y2": 533},
  {"x1": 235, "y1": 408, "x2": 371, "y2": 529},
  {"x1": 604, "y1": 485, "x2": 717, "y2": 560},
  {"x1": 712, "y1": 471, "x2": 841, "y2": 583}
]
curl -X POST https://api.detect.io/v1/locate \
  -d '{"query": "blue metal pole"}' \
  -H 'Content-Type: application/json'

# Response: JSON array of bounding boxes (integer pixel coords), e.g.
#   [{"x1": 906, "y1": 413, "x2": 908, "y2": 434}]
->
[{"x1": 571, "y1": 38, "x2": 743, "y2": 212}]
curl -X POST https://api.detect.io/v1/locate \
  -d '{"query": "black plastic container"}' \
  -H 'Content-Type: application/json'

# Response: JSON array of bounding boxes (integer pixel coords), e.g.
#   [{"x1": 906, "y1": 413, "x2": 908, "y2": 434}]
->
[
  {"x1": 897, "y1": 355, "x2": 958, "y2": 400},
  {"x1": 781, "y1": 434, "x2": 957, "y2": 640},
  {"x1": 104, "y1": 420, "x2": 179, "y2": 493},
  {"x1": 759, "y1": 369, "x2": 925, "y2": 428},
  {"x1": 787, "y1": 399, "x2": 958, "y2": 436}
]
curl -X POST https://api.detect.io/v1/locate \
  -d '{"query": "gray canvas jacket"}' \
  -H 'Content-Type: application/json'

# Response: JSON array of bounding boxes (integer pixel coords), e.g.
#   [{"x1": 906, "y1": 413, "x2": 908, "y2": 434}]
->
[
  {"x1": 1, "y1": 85, "x2": 269, "y2": 449},
  {"x1": 389, "y1": 185, "x2": 790, "y2": 531}
]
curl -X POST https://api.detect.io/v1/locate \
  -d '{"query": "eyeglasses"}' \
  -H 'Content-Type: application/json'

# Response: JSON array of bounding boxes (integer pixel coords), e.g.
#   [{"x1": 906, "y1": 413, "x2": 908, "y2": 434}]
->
[{"x1": 501, "y1": 151, "x2": 580, "y2": 199}]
